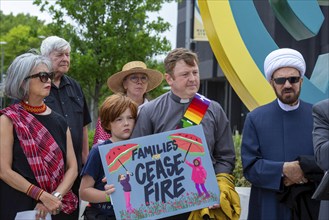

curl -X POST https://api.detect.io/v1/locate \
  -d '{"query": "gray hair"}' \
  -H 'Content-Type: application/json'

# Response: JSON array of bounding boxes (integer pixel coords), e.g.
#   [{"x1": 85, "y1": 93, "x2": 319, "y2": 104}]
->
[
  {"x1": 3, "y1": 53, "x2": 52, "y2": 100},
  {"x1": 40, "y1": 36, "x2": 71, "y2": 57}
]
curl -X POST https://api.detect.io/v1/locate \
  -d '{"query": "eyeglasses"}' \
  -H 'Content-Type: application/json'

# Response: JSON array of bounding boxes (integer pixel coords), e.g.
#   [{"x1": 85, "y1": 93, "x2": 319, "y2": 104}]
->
[
  {"x1": 272, "y1": 76, "x2": 301, "y2": 85},
  {"x1": 128, "y1": 75, "x2": 149, "y2": 84},
  {"x1": 25, "y1": 72, "x2": 54, "y2": 83}
]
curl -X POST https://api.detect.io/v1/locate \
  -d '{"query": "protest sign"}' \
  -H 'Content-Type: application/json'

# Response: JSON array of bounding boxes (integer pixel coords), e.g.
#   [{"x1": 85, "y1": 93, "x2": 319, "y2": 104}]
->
[{"x1": 99, "y1": 125, "x2": 220, "y2": 220}]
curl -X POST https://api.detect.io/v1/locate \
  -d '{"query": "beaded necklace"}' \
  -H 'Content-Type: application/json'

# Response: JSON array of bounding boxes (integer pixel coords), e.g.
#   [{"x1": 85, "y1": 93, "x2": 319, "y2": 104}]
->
[{"x1": 20, "y1": 101, "x2": 47, "y2": 114}]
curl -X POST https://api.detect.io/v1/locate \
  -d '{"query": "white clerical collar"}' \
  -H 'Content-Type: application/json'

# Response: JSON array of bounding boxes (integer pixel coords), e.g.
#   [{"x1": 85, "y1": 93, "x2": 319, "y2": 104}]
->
[
  {"x1": 170, "y1": 91, "x2": 192, "y2": 103},
  {"x1": 277, "y1": 99, "x2": 300, "y2": 111},
  {"x1": 180, "y1": 98, "x2": 190, "y2": 103}
]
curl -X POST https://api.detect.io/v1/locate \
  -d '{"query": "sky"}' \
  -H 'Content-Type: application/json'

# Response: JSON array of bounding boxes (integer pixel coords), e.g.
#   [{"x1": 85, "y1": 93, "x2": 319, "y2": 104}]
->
[{"x1": 0, "y1": 0, "x2": 178, "y2": 49}]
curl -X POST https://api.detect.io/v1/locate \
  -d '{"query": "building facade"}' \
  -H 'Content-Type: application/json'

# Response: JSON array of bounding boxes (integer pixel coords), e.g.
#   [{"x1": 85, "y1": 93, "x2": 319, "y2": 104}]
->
[{"x1": 176, "y1": 0, "x2": 328, "y2": 133}]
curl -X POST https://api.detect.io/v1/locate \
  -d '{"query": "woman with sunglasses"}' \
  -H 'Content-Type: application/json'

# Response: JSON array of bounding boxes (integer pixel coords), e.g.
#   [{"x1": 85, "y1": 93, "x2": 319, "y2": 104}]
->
[
  {"x1": 93, "y1": 61, "x2": 163, "y2": 144},
  {"x1": 0, "y1": 53, "x2": 78, "y2": 220}
]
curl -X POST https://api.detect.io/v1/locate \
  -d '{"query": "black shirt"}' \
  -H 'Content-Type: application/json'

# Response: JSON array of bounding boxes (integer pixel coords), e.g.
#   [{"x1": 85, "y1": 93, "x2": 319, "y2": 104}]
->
[
  {"x1": 44, "y1": 75, "x2": 91, "y2": 171},
  {"x1": 0, "y1": 111, "x2": 68, "y2": 220}
]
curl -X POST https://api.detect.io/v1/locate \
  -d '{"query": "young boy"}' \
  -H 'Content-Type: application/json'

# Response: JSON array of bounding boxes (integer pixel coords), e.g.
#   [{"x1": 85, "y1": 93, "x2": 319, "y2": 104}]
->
[{"x1": 79, "y1": 94, "x2": 137, "y2": 220}]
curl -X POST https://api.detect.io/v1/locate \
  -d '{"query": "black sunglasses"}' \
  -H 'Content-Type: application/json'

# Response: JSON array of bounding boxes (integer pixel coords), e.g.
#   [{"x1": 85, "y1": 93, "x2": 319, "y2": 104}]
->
[
  {"x1": 272, "y1": 76, "x2": 301, "y2": 85},
  {"x1": 25, "y1": 72, "x2": 54, "y2": 83}
]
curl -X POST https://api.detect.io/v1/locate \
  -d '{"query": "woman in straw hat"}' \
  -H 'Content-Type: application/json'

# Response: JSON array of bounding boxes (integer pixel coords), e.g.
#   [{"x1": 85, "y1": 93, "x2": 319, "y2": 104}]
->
[{"x1": 93, "y1": 61, "x2": 163, "y2": 144}]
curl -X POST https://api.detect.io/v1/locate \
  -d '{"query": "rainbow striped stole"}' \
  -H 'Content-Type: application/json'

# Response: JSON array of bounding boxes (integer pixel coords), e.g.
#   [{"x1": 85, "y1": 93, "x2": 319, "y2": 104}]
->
[{"x1": 179, "y1": 93, "x2": 211, "y2": 128}]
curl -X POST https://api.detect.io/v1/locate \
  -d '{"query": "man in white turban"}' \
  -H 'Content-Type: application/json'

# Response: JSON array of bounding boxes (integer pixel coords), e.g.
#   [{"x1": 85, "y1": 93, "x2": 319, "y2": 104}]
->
[
  {"x1": 241, "y1": 48, "x2": 321, "y2": 220},
  {"x1": 264, "y1": 48, "x2": 305, "y2": 106},
  {"x1": 264, "y1": 48, "x2": 306, "y2": 82}
]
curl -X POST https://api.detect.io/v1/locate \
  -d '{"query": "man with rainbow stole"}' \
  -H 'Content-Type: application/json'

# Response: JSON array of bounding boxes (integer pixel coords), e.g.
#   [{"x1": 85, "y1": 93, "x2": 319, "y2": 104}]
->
[{"x1": 131, "y1": 48, "x2": 241, "y2": 220}]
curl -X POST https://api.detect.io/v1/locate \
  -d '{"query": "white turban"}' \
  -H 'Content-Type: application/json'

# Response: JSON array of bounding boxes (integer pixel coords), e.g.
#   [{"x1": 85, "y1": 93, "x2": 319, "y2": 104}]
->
[{"x1": 264, "y1": 48, "x2": 306, "y2": 82}]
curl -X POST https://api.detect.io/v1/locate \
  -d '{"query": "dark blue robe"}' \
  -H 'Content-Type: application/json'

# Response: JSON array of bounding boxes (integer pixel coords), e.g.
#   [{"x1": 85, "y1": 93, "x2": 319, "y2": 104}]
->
[{"x1": 241, "y1": 100, "x2": 314, "y2": 220}]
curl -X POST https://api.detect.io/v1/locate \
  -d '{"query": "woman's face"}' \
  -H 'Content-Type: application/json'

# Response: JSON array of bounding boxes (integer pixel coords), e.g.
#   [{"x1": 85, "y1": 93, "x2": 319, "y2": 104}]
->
[
  {"x1": 123, "y1": 73, "x2": 149, "y2": 100},
  {"x1": 26, "y1": 64, "x2": 52, "y2": 101}
]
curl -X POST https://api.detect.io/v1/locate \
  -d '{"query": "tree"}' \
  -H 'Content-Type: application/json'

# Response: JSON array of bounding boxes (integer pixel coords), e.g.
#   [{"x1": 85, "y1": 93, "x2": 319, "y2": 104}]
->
[
  {"x1": 0, "y1": 11, "x2": 50, "y2": 71},
  {"x1": 0, "y1": 12, "x2": 47, "y2": 37},
  {"x1": 0, "y1": 12, "x2": 53, "y2": 109},
  {"x1": 33, "y1": 0, "x2": 173, "y2": 128}
]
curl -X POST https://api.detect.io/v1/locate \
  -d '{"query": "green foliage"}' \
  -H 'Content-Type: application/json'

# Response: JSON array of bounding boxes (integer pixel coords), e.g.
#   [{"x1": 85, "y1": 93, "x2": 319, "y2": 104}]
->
[
  {"x1": 0, "y1": 11, "x2": 52, "y2": 73},
  {"x1": 33, "y1": 0, "x2": 174, "y2": 128},
  {"x1": 232, "y1": 132, "x2": 251, "y2": 187},
  {"x1": 88, "y1": 129, "x2": 95, "y2": 149},
  {"x1": 0, "y1": 11, "x2": 47, "y2": 36},
  {"x1": 143, "y1": 59, "x2": 168, "y2": 100}
]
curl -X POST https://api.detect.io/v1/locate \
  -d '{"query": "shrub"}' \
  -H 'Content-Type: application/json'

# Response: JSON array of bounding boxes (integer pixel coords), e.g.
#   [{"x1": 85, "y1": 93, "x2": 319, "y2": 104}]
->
[
  {"x1": 88, "y1": 129, "x2": 95, "y2": 149},
  {"x1": 233, "y1": 131, "x2": 251, "y2": 187}
]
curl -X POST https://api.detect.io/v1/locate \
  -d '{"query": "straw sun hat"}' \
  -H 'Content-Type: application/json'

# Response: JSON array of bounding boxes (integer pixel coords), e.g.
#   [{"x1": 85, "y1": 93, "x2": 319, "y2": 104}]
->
[{"x1": 107, "y1": 61, "x2": 163, "y2": 93}]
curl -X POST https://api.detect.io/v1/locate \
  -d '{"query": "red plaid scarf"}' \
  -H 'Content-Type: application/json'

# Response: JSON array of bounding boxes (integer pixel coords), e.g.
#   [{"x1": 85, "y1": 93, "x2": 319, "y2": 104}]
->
[
  {"x1": 93, "y1": 117, "x2": 111, "y2": 144},
  {"x1": 0, "y1": 104, "x2": 78, "y2": 213}
]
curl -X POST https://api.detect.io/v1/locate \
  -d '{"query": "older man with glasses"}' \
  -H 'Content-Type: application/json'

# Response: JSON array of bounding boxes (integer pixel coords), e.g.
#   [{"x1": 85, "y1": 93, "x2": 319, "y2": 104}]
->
[{"x1": 241, "y1": 48, "x2": 322, "y2": 220}]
